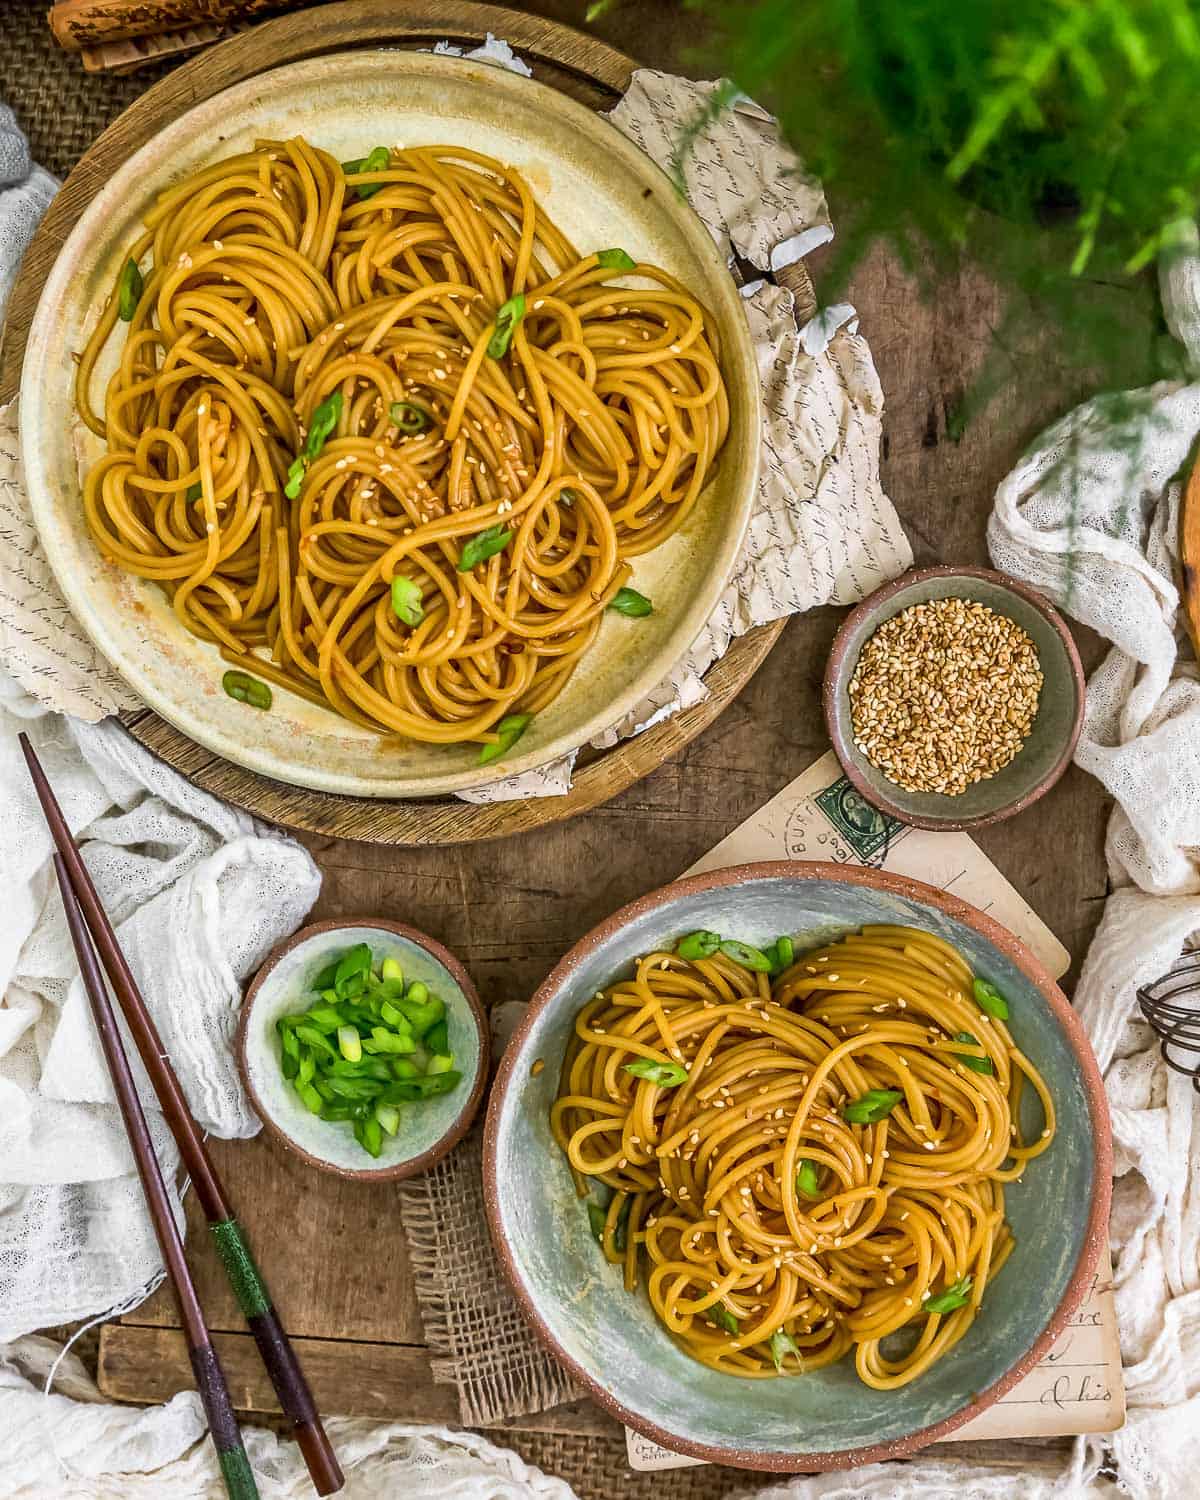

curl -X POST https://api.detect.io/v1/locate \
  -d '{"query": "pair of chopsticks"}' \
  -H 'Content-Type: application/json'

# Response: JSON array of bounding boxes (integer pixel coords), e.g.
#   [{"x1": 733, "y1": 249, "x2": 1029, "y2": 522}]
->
[{"x1": 20, "y1": 734, "x2": 343, "y2": 1499}]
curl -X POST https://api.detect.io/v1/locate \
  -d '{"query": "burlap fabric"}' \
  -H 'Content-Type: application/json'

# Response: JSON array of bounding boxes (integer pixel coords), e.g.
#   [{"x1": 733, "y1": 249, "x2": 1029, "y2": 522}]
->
[
  {"x1": 398, "y1": 1126, "x2": 581, "y2": 1425},
  {"x1": 0, "y1": 2, "x2": 179, "y2": 177}
]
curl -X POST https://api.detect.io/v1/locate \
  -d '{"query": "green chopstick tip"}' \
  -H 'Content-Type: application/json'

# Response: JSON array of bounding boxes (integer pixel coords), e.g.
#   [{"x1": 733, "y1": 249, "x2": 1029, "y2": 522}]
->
[
  {"x1": 210, "y1": 1218, "x2": 271, "y2": 1321},
  {"x1": 217, "y1": 1443, "x2": 260, "y2": 1500}
]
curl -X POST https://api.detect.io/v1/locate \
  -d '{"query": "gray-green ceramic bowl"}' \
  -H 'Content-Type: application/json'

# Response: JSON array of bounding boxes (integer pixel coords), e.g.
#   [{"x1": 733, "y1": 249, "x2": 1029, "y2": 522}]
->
[
  {"x1": 238, "y1": 918, "x2": 486, "y2": 1181},
  {"x1": 823, "y1": 566, "x2": 1085, "y2": 831},
  {"x1": 483, "y1": 862, "x2": 1111, "y2": 1471}
]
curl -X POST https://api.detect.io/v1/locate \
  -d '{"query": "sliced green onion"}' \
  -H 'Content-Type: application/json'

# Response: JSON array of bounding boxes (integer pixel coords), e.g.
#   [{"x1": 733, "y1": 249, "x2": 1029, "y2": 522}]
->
[
  {"x1": 719, "y1": 939, "x2": 773, "y2": 972},
  {"x1": 795, "y1": 1160, "x2": 822, "y2": 1199},
  {"x1": 769, "y1": 1329, "x2": 801, "y2": 1372},
  {"x1": 285, "y1": 391, "x2": 343, "y2": 499},
  {"x1": 391, "y1": 575, "x2": 424, "y2": 627},
  {"x1": 304, "y1": 390, "x2": 343, "y2": 460},
  {"x1": 389, "y1": 400, "x2": 431, "y2": 435},
  {"x1": 843, "y1": 1088, "x2": 903, "y2": 1124},
  {"x1": 608, "y1": 587, "x2": 653, "y2": 617},
  {"x1": 381, "y1": 1071, "x2": 461, "y2": 1102},
  {"x1": 478, "y1": 712, "x2": 532, "y2": 765},
  {"x1": 676, "y1": 930, "x2": 721, "y2": 961},
  {"x1": 487, "y1": 292, "x2": 526, "y2": 358},
  {"x1": 768, "y1": 935, "x2": 796, "y2": 976},
  {"x1": 294, "y1": 1024, "x2": 336, "y2": 1056},
  {"x1": 296, "y1": 1082, "x2": 323, "y2": 1115},
  {"x1": 973, "y1": 977, "x2": 1010, "y2": 1020},
  {"x1": 458, "y1": 523, "x2": 513, "y2": 571},
  {"x1": 284, "y1": 456, "x2": 307, "y2": 500},
  {"x1": 707, "y1": 1305, "x2": 739, "y2": 1334},
  {"x1": 117, "y1": 258, "x2": 143, "y2": 321},
  {"x1": 586, "y1": 1201, "x2": 608, "y2": 1243},
  {"x1": 925, "y1": 1275, "x2": 973, "y2": 1314},
  {"x1": 334, "y1": 943, "x2": 372, "y2": 992},
  {"x1": 221, "y1": 670, "x2": 272, "y2": 710},
  {"x1": 378, "y1": 999, "x2": 408, "y2": 1029},
  {"x1": 303, "y1": 1005, "x2": 343, "y2": 1032},
  {"x1": 952, "y1": 1032, "x2": 994, "y2": 1074},
  {"x1": 365, "y1": 1027, "x2": 416, "y2": 1056},
  {"x1": 398, "y1": 993, "x2": 445, "y2": 1036},
  {"x1": 343, "y1": 145, "x2": 391, "y2": 199},
  {"x1": 623, "y1": 1057, "x2": 688, "y2": 1087},
  {"x1": 596, "y1": 247, "x2": 637, "y2": 271},
  {"x1": 358, "y1": 1115, "x2": 384, "y2": 1158},
  {"x1": 185, "y1": 481, "x2": 202, "y2": 502},
  {"x1": 276, "y1": 945, "x2": 461, "y2": 1157},
  {"x1": 311, "y1": 959, "x2": 340, "y2": 990}
]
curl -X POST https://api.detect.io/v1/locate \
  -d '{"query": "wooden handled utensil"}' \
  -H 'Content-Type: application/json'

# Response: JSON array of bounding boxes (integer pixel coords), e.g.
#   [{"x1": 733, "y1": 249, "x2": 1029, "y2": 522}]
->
[
  {"x1": 51, "y1": 851, "x2": 260, "y2": 1500},
  {"x1": 21, "y1": 733, "x2": 342, "y2": 1495}
]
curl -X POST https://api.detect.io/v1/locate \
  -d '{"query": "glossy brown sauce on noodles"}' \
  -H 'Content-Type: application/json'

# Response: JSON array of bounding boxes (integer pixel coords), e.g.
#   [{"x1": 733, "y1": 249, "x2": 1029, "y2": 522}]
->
[
  {"x1": 551, "y1": 924, "x2": 1055, "y2": 1387},
  {"x1": 76, "y1": 139, "x2": 728, "y2": 750}
]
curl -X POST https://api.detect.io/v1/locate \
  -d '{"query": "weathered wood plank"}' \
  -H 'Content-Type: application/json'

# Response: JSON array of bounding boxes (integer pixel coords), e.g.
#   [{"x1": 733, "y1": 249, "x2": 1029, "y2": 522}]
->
[
  {"x1": 98, "y1": 1323, "x2": 611, "y2": 1433},
  {"x1": 131, "y1": 1134, "x2": 423, "y2": 1344}
]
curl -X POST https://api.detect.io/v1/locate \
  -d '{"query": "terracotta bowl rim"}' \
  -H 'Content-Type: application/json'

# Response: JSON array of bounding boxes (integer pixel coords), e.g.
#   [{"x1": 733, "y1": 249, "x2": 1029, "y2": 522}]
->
[
  {"x1": 236, "y1": 916, "x2": 488, "y2": 1182},
  {"x1": 822, "y1": 564, "x2": 1087, "y2": 832},
  {"x1": 482, "y1": 859, "x2": 1112, "y2": 1472}
]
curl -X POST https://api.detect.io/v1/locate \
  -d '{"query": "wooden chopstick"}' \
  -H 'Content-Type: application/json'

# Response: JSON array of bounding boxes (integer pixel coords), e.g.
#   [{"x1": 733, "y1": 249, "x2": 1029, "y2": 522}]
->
[
  {"x1": 20, "y1": 734, "x2": 343, "y2": 1496},
  {"x1": 50, "y1": 852, "x2": 260, "y2": 1500}
]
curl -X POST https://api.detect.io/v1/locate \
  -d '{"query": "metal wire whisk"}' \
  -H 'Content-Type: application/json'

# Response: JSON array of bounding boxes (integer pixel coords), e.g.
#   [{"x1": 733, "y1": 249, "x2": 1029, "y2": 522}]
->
[{"x1": 1137, "y1": 951, "x2": 1200, "y2": 1093}]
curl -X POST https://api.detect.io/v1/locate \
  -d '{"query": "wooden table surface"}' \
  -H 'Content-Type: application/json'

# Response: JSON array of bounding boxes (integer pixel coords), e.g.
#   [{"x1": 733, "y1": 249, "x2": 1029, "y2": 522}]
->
[{"x1": 82, "y1": 0, "x2": 1143, "y2": 1484}]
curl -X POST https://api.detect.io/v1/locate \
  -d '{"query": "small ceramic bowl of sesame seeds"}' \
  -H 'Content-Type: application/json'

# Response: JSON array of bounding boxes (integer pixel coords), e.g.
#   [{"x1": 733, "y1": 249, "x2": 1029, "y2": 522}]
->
[{"x1": 823, "y1": 566, "x2": 1085, "y2": 831}]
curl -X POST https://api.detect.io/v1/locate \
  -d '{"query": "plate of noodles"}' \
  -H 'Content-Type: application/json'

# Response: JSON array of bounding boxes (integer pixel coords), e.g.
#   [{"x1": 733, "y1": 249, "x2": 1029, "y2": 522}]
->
[
  {"x1": 484, "y1": 862, "x2": 1111, "y2": 1470},
  {"x1": 19, "y1": 51, "x2": 759, "y2": 797}
]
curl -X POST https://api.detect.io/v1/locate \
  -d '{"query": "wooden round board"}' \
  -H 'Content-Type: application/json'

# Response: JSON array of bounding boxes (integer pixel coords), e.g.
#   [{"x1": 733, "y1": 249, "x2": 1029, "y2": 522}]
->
[{"x1": 0, "y1": 0, "x2": 788, "y2": 846}]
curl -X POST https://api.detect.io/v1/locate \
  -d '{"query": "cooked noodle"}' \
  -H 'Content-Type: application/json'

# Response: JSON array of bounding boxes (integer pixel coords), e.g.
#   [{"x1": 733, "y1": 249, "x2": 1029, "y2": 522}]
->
[
  {"x1": 551, "y1": 924, "x2": 1056, "y2": 1387},
  {"x1": 76, "y1": 139, "x2": 729, "y2": 750}
]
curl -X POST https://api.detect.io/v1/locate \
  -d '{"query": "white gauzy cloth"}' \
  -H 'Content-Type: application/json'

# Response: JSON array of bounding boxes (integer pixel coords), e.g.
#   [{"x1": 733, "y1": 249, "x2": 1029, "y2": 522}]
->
[
  {"x1": 0, "y1": 686, "x2": 321, "y2": 1338},
  {"x1": 0, "y1": 1337, "x2": 575, "y2": 1500},
  {"x1": 0, "y1": 105, "x2": 54, "y2": 330},
  {"x1": 974, "y1": 224, "x2": 1200, "y2": 1500}
]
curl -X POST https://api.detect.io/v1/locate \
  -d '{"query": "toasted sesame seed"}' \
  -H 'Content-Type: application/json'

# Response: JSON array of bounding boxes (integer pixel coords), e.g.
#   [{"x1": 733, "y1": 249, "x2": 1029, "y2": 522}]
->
[{"x1": 847, "y1": 596, "x2": 1043, "y2": 795}]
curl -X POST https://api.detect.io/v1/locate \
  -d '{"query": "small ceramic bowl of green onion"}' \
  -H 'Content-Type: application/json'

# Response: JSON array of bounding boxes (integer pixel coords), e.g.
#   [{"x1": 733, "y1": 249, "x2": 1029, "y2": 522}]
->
[{"x1": 237, "y1": 918, "x2": 487, "y2": 1180}]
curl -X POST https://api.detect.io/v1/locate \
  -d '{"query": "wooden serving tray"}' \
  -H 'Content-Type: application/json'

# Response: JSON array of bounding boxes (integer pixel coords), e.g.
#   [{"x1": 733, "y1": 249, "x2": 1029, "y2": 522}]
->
[{"x1": 0, "y1": 0, "x2": 787, "y2": 845}]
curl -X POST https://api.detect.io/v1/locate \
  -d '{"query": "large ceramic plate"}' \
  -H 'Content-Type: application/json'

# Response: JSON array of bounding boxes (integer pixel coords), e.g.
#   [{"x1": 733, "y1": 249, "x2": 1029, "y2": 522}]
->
[
  {"x1": 484, "y1": 863, "x2": 1112, "y2": 1470},
  {"x1": 20, "y1": 51, "x2": 759, "y2": 798}
]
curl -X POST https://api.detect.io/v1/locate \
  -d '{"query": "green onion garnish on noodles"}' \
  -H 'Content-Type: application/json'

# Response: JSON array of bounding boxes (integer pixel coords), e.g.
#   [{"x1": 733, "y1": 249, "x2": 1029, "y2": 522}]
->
[
  {"x1": 117, "y1": 258, "x2": 143, "y2": 321},
  {"x1": 487, "y1": 293, "x2": 526, "y2": 358}
]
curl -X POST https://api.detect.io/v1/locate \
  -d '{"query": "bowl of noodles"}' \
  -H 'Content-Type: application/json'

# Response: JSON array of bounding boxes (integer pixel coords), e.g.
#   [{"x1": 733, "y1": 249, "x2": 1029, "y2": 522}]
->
[
  {"x1": 483, "y1": 861, "x2": 1111, "y2": 1471},
  {"x1": 19, "y1": 50, "x2": 759, "y2": 797}
]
